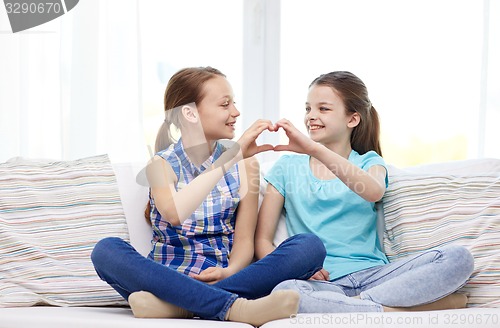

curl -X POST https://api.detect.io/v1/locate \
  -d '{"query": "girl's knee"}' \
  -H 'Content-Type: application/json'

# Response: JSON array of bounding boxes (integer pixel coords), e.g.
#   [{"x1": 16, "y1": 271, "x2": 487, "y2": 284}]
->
[
  {"x1": 449, "y1": 245, "x2": 474, "y2": 275},
  {"x1": 291, "y1": 233, "x2": 326, "y2": 264},
  {"x1": 91, "y1": 237, "x2": 124, "y2": 267},
  {"x1": 439, "y1": 245, "x2": 475, "y2": 279},
  {"x1": 304, "y1": 233, "x2": 326, "y2": 252}
]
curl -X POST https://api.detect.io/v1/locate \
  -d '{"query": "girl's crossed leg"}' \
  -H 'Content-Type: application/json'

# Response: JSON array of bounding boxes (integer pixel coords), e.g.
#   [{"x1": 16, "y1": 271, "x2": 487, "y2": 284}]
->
[{"x1": 273, "y1": 245, "x2": 474, "y2": 313}]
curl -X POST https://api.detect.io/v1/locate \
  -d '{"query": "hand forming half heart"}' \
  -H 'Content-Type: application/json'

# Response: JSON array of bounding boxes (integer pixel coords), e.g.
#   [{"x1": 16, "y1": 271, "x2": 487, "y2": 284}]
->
[{"x1": 237, "y1": 119, "x2": 317, "y2": 158}]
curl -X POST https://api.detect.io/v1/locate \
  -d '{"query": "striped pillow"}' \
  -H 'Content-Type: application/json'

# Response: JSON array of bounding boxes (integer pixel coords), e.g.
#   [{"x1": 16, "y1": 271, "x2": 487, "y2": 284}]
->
[
  {"x1": 0, "y1": 154, "x2": 129, "y2": 307},
  {"x1": 383, "y1": 162, "x2": 500, "y2": 307}
]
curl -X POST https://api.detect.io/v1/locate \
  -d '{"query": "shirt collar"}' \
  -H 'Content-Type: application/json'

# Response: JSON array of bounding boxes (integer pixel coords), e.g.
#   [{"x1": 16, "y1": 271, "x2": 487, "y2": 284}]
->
[{"x1": 174, "y1": 138, "x2": 224, "y2": 176}]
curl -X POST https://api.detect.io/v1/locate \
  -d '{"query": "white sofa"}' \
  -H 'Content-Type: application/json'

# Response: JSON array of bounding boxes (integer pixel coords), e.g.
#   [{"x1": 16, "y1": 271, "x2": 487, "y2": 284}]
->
[{"x1": 1, "y1": 155, "x2": 500, "y2": 328}]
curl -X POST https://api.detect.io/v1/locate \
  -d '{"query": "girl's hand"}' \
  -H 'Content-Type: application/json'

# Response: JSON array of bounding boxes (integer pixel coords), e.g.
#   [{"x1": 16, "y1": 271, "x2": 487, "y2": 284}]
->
[
  {"x1": 189, "y1": 267, "x2": 231, "y2": 284},
  {"x1": 237, "y1": 119, "x2": 276, "y2": 158},
  {"x1": 274, "y1": 119, "x2": 317, "y2": 155},
  {"x1": 308, "y1": 268, "x2": 330, "y2": 281}
]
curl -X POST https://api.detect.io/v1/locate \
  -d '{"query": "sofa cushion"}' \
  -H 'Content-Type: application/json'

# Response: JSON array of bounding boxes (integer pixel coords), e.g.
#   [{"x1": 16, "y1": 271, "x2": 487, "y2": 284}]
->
[
  {"x1": 383, "y1": 158, "x2": 500, "y2": 307},
  {"x1": 0, "y1": 154, "x2": 128, "y2": 307},
  {"x1": 0, "y1": 306, "x2": 255, "y2": 328}
]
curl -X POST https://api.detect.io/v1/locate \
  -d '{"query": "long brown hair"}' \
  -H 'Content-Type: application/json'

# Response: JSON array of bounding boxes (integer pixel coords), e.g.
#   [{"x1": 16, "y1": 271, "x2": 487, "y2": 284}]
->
[
  {"x1": 309, "y1": 71, "x2": 382, "y2": 156},
  {"x1": 145, "y1": 66, "x2": 226, "y2": 222}
]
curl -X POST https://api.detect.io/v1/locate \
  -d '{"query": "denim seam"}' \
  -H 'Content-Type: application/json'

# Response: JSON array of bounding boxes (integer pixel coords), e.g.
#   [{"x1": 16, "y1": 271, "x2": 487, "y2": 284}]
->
[
  {"x1": 304, "y1": 290, "x2": 383, "y2": 312},
  {"x1": 110, "y1": 283, "x2": 132, "y2": 296},
  {"x1": 293, "y1": 280, "x2": 384, "y2": 313},
  {"x1": 217, "y1": 293, "x2": 239, "y2": 321}
]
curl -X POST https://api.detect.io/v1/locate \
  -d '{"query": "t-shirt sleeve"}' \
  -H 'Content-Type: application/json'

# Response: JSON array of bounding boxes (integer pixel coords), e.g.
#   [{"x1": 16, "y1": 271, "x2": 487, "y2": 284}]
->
[
  {"x1": 263, "y1": 155, "x2": 289, "y2": 197},
  {"x1": 361, "y1": 151, "x2": 389, "y2": 188}
]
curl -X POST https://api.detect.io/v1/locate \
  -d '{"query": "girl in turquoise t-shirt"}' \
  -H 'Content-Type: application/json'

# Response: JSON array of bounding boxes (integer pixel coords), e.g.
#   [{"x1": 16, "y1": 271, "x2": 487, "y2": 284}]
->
[{"x1": 255, "y1": 71, "x2": 474, "y2": 313}]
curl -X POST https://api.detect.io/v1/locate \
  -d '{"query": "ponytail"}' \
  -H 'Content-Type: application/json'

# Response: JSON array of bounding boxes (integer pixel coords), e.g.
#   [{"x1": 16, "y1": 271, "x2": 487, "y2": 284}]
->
[
  {"x1": 154, "y1": 106, "x2": 182, "y2": 153},
  {"x1": 351, "y1": 105, "x2": 382, "y2": 157},
  {"x1": 155, "y1": 121, "x2": 172, "y2": 154}
]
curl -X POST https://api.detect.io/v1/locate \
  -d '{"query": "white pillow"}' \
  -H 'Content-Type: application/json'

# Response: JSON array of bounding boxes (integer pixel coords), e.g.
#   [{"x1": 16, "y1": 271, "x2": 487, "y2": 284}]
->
[
  {"x1": 0, "y1": 154, "x2": 128, "y2": 307},
  {"x1": 112, "y1": 162, "x2": 151, "y2": 257},
  {"x1": 383, "y1": 158, "x2": 500, "y2": 307}
]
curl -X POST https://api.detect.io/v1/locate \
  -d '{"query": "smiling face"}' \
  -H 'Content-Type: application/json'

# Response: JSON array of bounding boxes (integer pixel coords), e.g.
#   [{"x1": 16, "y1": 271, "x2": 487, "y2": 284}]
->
[
  {"x1": 196, "y1": 75, "x2": 240, "y2": 141},
  {"x1": 304, "y1": 85, "x2": 357, "y2": 147}
]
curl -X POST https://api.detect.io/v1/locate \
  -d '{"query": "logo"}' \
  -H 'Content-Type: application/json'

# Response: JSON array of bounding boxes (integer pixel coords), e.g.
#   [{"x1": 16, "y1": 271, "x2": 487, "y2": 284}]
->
[{"x1": 4, "y1": 0, "x2": 79, "y2": 33}]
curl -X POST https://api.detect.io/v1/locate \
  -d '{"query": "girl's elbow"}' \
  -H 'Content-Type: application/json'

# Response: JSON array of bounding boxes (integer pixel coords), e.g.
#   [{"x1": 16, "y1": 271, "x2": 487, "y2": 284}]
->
[
  {"x1": 168, "y1": 216, "x2": 182, "y2": 226},
  {"x1": 365, "y1": 188, "x2": 385, "y2": 203},
  {"x1": 254, "y1": 238, "x2": 272, "y2": 260},
  {"x1": 254, "y1": 248, "x2": 266, "y2": 260},
  {"x1": 157, "y1": 207, "x2": 182, "y2": 226},
  {"x1": 254, "y1": 240, "x2": 264, "y2": 259}
]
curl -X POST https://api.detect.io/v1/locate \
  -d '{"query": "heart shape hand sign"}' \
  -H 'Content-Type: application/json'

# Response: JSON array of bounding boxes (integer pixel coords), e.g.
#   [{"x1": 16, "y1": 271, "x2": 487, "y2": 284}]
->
[{"x1": 238, "y1": 119, "x2": 317, "y2": 158}]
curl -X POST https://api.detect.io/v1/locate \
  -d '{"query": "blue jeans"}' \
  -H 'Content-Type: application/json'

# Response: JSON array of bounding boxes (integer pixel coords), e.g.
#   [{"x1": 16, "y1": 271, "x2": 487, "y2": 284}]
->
[
  {"x1": 273, "y1": 245, "x2": 474, "y2": 313},
  {"x1": 91, "y1": 233, "x2": 325, "y2": 320}
]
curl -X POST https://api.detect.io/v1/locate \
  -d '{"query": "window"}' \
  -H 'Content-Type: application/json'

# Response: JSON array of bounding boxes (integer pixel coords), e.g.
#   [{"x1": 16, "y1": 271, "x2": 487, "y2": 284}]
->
[
  {"x1": 279, "y1": 0, "x2": 497, "y2": 167},
  {"x1": 138, "y1": 0, "x2": 243, "y2": 156},
  {"x1": 1, "y1": 0, "x2": 497, "y2": 166}
]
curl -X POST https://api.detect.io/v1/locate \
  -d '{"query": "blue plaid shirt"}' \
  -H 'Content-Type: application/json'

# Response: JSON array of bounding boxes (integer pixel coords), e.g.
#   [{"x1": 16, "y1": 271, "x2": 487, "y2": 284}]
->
[{"x1": 148, "y1": 139, "x2": 241, "y2": 275}]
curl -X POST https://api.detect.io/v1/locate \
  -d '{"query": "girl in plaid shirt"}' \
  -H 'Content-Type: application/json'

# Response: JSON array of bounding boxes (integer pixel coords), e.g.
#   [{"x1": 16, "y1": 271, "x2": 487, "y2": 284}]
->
[{"x1": 92, "y1": 67, "x2": 326, "y2": 326}]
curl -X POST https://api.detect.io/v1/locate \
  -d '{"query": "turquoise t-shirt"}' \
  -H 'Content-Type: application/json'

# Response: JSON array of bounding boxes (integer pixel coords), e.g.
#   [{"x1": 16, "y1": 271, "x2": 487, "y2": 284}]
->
[{"x1": 265, "y1": 150, "x2": 389, "y2": 280}]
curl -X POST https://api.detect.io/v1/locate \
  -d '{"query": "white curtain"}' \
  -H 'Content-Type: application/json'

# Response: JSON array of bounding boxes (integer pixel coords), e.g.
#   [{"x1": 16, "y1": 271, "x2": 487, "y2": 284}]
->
[
  {"x1": 1, "y1": 0, "x2": 497, "y2": 164},
  {"x1": 278, "y1": 0, "x2": 500, "y2": 165},
  {"x1": 482, "y1": 0, "x2": 500, "y2": 158},
  {"x1": 0, "y1": 0, "x2": 147, "y2": 163}
]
